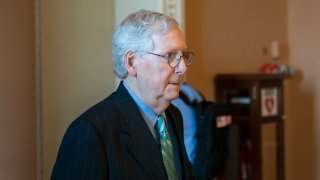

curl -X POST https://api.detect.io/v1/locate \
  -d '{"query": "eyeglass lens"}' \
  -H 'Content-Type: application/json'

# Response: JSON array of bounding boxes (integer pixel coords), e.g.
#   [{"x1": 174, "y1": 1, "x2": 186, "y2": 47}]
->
[{"x1": 168, "y1": 52, "x2": 194, "y2": 67}]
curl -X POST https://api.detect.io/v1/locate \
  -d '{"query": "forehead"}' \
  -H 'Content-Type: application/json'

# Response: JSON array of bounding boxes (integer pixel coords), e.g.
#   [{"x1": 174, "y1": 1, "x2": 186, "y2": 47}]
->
[{"x1": 151, "y1": 28, "x2": 187, "y2": 52}]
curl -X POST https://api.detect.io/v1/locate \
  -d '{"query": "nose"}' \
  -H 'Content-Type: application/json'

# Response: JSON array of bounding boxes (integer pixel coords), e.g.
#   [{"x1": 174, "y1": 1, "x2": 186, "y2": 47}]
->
[{"x1": 175, "y1": 58, "x2": 187, "y2": 75}]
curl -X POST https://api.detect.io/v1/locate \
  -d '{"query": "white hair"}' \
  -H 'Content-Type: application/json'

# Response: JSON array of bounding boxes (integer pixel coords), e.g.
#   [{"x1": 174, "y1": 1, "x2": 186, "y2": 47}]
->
[{"x1": 112, "y1": 9, "x2": 180, "y2": 79}]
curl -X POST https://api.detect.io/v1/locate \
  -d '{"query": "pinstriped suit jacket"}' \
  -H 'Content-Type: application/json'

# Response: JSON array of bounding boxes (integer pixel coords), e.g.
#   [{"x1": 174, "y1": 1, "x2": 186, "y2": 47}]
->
[{"x1": 51, "y1": 82, "x2": 192, "y2": 180}]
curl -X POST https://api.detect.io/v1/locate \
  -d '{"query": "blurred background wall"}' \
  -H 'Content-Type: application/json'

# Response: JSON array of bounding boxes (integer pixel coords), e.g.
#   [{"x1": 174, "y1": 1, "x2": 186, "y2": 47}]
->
[
  {"x1": 40, "y1": 0, "x2": 115, "y2": 179},
  {"x1": 1, "y1": 0, "x2": 319, "y2": 179},
  {"x1": 0, "y1": 0, "x2": 36, "y2": 179},
  {"x1": 185, "y1": 0, "x2": 320, "y2": 179}
]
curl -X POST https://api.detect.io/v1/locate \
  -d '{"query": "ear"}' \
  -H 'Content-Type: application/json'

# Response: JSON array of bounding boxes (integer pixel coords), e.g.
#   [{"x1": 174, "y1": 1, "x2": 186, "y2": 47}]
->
[{"x1": 124, "y1": 51, "x2": 137, "y2": 77}]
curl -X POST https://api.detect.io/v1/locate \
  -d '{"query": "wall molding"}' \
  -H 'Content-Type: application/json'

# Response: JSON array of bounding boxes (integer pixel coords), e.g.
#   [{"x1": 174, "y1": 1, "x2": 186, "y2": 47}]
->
[{"x1": 35, "y1": 0, "x2": 43, "y2": 179}]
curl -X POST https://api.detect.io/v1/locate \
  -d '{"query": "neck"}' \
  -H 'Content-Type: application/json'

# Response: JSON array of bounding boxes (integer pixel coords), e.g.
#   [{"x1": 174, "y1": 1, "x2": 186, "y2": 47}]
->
[
  {"x1": 124, "y1": 79, "x2": 170, "y2": 115},
  {"x1": 152, "y1": 98, "x2": 170, "y2": 115}
]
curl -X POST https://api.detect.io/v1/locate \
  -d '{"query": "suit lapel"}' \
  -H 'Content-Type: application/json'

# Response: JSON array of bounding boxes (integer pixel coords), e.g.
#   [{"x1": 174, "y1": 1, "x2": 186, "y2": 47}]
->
[
  {"x1": 166, "y1": 105, "x2": 191, "y2": 180},
  {"x1": 166, "y1": 105, "x2": 185, "y2": 153},
  {"x1": 114, "y1": 82, "x2": 167, "y2": 179}
]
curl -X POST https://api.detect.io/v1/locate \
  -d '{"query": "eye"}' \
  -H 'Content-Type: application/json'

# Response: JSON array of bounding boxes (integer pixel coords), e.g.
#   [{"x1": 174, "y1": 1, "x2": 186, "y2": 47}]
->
[
  {"x1": 182, "y1": 52, "x2": 189, "y2": 59},
  {"x1": 164, "y1": 52, "x2": 175, "y2": 59}
]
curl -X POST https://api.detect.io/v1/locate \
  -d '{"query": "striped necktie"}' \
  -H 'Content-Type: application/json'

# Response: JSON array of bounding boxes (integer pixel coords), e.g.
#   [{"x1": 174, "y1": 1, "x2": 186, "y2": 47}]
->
[{"x1": 156, "y1": 115, "x2": 178, "y2": 180}]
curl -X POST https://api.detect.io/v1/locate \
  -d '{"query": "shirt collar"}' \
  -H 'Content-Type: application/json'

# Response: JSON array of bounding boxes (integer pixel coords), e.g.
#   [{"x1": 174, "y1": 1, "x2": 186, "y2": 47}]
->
[{"x1": 123, "y1": 82, "x2": 159, "y2": 136}]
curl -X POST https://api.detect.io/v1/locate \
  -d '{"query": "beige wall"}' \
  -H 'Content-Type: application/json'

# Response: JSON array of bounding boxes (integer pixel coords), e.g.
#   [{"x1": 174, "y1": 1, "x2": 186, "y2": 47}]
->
[
  {"x1": 287, "y1": 0, "x2": 320, "y2": 179},
  {"x1": 185, "y1": 0, "x2": 288, "y2": 100},
  {"x1": 41, "y1": 0, "x2": 115, "y2": 179},
  {"x1": 0, "y1": 1, "x2": 36, "y2": 180},
  {"x1": 185, "y1": 0, "x2": 319, "y2": 179},
  {"x1": 2, "y1": 0, "x2": 319, "y2": 179}
]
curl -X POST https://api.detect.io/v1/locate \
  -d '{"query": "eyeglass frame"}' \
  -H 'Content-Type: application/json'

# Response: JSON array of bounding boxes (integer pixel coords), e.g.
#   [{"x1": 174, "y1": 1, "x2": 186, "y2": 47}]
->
[{"x1": 146, "y1": 51, "x2": 195, "y2": 68}]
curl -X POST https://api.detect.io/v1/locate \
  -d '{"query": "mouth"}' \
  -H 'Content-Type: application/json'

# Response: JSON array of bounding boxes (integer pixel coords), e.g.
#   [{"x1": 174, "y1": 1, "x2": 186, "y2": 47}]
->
[
  {"x1": 168, "y1": 81, "x2": 182, "y2": 86},
  {"x1": 169, "y1": 77, "x2": 183, "y2": 85}
]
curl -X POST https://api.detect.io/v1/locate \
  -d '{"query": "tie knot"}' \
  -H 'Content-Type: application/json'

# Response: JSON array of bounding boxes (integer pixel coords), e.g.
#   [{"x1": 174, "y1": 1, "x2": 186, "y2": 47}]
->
[{"x1": 156, "y1": 115, "x2": 167, "y2": 139}]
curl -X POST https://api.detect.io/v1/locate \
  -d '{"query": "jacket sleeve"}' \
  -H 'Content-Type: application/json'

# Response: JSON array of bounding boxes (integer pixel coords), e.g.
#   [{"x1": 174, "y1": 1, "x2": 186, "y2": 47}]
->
[{"x1": 51, "y1": 118, "x2": 108, "y2": 180}]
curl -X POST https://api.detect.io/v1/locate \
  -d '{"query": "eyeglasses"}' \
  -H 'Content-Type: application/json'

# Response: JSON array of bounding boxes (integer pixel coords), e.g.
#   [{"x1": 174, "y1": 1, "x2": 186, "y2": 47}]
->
[{"x1": 147, "y1": 51, "x2": 195, "y2": 68}]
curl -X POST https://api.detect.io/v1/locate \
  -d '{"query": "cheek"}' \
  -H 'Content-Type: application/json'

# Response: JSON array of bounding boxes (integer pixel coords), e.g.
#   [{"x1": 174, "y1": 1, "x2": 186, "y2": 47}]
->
[
  {"x1": 137, "y1": 65, "x2": 161, "y2": 88},
  {"x1": 162, "y1": 72, "x2": 179, "y2": 93},
  {"x1": 159, "y1": 69, "x2": 174, "y2": 84},
  {"x1": 138, "y1": 61, "x2": 175, "y2": 92}
]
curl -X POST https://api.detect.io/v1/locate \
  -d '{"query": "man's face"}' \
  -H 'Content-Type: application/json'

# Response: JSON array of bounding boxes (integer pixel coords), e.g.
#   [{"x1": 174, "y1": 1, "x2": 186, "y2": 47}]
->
[{"x1": 134, "y1": 27, "x2": 188, "y2": 107}]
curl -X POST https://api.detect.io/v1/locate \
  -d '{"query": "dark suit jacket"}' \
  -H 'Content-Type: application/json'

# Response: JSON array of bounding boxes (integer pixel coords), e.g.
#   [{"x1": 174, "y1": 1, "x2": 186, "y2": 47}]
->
[{"x1": 51, "y1": 82, "x2": 192, "y2": 180}]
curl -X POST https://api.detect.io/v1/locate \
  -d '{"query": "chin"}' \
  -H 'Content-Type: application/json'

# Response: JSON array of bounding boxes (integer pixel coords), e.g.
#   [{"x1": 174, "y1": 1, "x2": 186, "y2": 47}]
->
[
  {"x1": 163, "y1": 85, "x2": 181, "y2": 100},
  {"x1": 165, "y1": 92, "x2": 180, "y2": 101}
]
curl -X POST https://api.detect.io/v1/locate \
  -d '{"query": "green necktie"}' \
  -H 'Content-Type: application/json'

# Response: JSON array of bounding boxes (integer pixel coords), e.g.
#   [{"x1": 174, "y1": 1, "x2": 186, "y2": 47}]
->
[{"x1": 156, "y1": 115, "x2": 178, "y2": 180}]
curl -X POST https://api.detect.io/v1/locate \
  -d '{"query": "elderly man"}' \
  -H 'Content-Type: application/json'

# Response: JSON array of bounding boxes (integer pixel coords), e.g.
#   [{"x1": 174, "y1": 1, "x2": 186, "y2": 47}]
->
[{"x1": 51, "y1": 9, "x2": 195, "y2": 180}]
